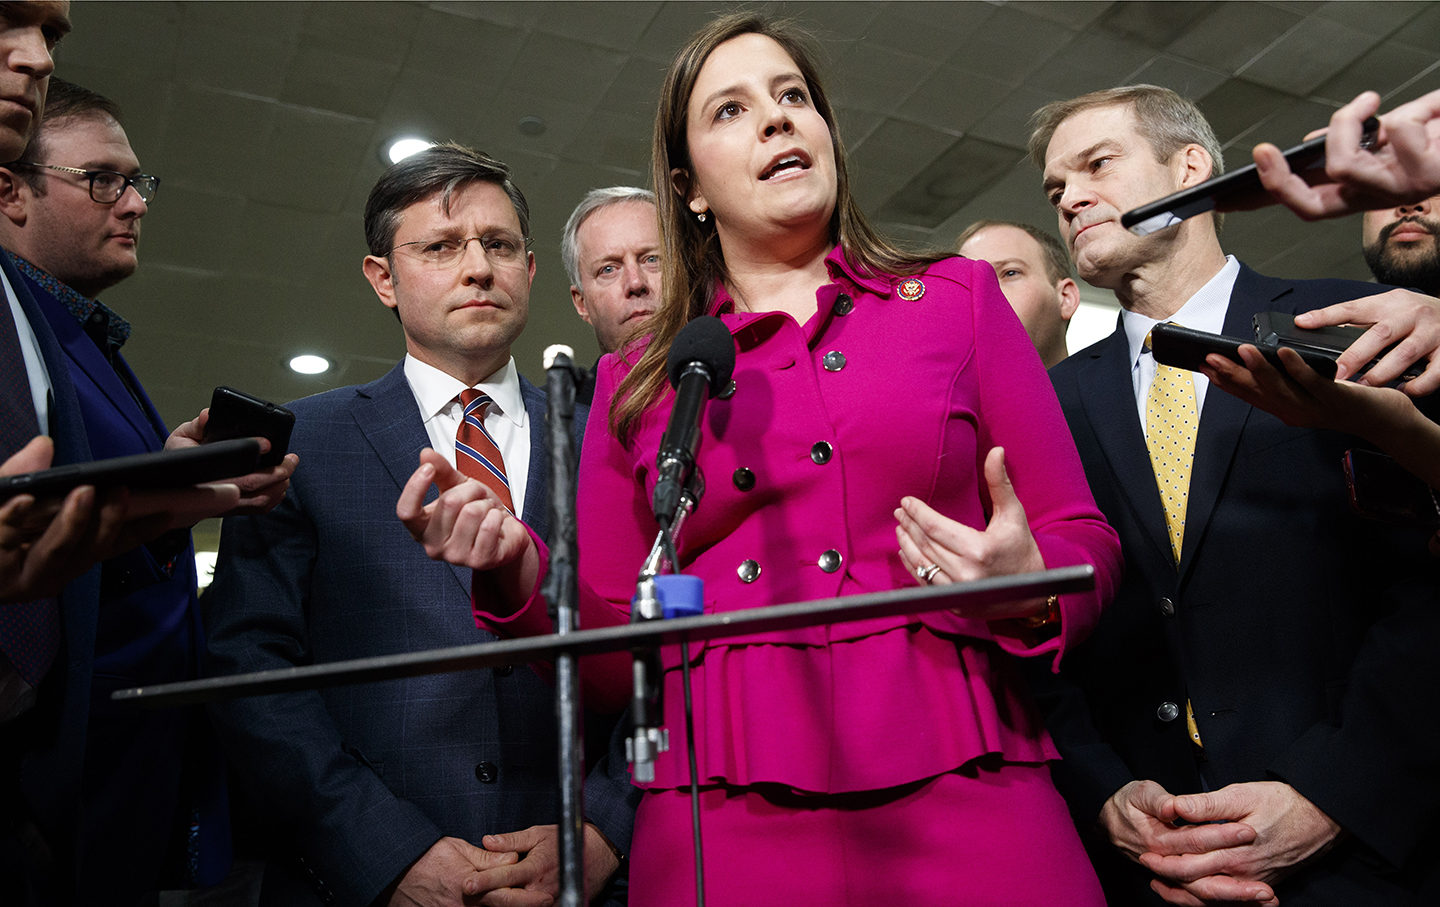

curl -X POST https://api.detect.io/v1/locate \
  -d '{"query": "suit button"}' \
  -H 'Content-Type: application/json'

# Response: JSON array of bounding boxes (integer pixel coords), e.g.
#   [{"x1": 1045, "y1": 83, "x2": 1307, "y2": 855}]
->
[
  {"x1": 818, "y1": 549, "x2": 842, "y2": 573},
  {"x1": 822, "y1": 351, "x2": 847, "y2": 372},
  {"x1": 475, "y1": 761, "x2": 498, "y2": 783},
  {"x1": 833, "y1": 294, "x2": 854, "y2": 315},
  {"x1": 738, "y1": 559, "x2": 761, "y2": 583},
  {"x1": 811, "y1": 441, "x2": 833, "y2": 464},
  {"x1": 494, "y1": 664, "x2": 514, "y2": 677},
  {"x1": 732, "y1": 467, "x2": 755, "y2": 491},
  {"x1": 719, "y1": 379, "x2": 737, "y2": 400},
  {"x1": 1159, "y1": 597, "x2": 1175, "y2": 617},
  {"x1": 1156, "y1": 701, "x2": 1180, "y2": 722}
]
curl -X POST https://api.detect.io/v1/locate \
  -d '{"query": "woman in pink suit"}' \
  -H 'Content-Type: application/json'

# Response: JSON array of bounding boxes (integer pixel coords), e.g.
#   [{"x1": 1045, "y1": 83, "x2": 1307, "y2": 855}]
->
[{"x1": 400, "y1": 13, "x2": 1120, "y2": 906}]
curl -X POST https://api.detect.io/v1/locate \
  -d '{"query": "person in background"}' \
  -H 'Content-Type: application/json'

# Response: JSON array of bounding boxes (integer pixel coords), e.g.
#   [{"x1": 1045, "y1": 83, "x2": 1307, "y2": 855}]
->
[
  {"x1": 1362, "y1": 193, "x2": 1440, "y2": 297},
  {"x1": 561, "y1": 186, "x2": 661, "y2": 404},
  {"x1": 957, "y1": 219, "x2": 1080, "y2": 368}
]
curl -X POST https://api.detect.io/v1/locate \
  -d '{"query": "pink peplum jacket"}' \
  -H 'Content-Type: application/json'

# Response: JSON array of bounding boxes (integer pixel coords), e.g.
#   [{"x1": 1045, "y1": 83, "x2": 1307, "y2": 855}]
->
[{"x1": 477, "y1": 247, "x2": 1122, "y2": 796}]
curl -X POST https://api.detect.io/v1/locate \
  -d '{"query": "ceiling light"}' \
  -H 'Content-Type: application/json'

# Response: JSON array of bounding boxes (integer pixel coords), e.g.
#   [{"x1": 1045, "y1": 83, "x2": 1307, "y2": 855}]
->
[
  {"x1": 386, "y1": 137, "x2": 434, "y2": 164},
  {"x1": 517, "y1": 116, "x2": 546, "y2": 137},
  {"x1": 289, "y1": 354, "x2": 331, "y2": 375}
]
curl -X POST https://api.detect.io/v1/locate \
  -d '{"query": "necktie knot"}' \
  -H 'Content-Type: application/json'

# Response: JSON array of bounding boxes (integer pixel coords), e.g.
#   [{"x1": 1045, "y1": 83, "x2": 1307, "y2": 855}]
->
[{"x1": 455, "y1": 388, "x2": 514, "y2": 515}]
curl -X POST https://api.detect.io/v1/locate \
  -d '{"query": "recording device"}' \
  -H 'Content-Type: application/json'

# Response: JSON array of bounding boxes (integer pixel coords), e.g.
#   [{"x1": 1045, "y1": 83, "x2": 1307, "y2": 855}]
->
[
  {"x1": 1149, "y1": 321, "x2": 1338, "y2": 377},
  {"x1": 203, "y1": 386, "x2": 295, "y2": 468},
  {"x1": 1343, "y1": 448, "x2": 1440, "y2": 532},
  {"x1": 1122, "y1": 116, "x2": 1381, "y2": 236},
  {"x1": 0, "y1": 438, "x2": 262, "y2": 504},
  {"x1": 652, "y1": 316, "x2": 737, "y2": 525}
]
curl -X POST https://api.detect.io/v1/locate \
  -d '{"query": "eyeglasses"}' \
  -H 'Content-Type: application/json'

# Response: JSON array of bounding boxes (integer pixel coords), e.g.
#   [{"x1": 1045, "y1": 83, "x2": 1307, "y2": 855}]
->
[
  {"x1": 17, "y1": 163, "x2": 160, "y2": 204},
  {"x1": 390, "y1": 233, "x2": 531, "y2": 269}
]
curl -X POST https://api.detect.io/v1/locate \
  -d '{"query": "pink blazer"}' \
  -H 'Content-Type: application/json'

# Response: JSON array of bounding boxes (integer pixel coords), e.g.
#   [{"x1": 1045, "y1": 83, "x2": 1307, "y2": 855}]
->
[{"x1": 480, "y1": 249, "x2": 1122, "y2": 794}]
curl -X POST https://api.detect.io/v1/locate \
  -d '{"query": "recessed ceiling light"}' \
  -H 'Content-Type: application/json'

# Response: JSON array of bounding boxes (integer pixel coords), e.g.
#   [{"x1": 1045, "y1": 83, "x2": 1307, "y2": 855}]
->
[
  {"x1": 386, "y1": 137, "x2": 434, "y2": 164},
  {"x1": 289, "y1": 354, "x2": 331, "y2": 375},
  {"x1": 517, "y1": 116, "x2": 546, "y2": 137}
]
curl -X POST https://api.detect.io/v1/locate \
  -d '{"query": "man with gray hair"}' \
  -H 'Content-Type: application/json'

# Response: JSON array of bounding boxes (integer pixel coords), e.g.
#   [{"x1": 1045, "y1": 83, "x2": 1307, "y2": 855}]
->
[
  {"x1": 560, "y1": 187, "x2": 660, "y2": 404},
  {"x1": 1031, "y1": 85, "x2": 1439, "y2": 906}
]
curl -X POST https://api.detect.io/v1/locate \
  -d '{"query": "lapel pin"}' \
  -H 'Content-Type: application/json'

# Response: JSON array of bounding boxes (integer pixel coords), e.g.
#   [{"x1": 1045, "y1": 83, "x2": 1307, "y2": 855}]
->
[{"x1": 897, "y1": 278, "x2": 925, "y2": 301}]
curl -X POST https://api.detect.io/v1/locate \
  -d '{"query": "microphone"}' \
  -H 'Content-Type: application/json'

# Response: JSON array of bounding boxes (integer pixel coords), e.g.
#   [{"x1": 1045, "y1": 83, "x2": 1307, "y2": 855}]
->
[{"x1": 652, "y1": 316, "x2": 736, "y2": 525}]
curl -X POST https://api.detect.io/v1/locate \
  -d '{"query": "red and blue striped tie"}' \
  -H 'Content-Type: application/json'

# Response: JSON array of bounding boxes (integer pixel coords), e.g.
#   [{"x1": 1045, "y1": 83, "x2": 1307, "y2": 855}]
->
[{"x1": 455, "y1": 388, "x2": 514, "y2": 515}]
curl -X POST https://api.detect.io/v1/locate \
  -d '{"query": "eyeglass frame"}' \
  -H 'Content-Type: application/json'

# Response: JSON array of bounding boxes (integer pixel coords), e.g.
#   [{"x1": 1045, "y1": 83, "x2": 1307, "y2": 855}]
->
[
  {"x1": 9, "y1": 162, "x2": 161, "y2": 204},
  {"x1": 388, "y1": 232, "x2": 534, "y2": 269}
]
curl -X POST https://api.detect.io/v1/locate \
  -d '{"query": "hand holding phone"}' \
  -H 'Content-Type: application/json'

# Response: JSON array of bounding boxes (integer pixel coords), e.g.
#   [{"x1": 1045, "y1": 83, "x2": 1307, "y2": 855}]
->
[{"x1": 203, "y1": 387, "x2": 295, "y2": 468}]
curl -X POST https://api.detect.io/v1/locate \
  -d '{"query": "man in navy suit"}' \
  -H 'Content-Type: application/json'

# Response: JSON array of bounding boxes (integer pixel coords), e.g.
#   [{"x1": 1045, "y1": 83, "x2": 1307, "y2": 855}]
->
[
  {"x1": 0, "y1": 75, "x2": 296, "y2": 902},
  {"x1": 206, "y1": 144, "x2": 635, "y2": 907},
  {"x1": 1029, "y1": 85, "x2": 1440, "y2": 906}
]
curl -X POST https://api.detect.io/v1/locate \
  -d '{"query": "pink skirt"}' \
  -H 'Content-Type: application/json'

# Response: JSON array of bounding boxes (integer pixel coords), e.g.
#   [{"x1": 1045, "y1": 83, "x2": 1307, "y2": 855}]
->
[{"x1": 629, "y1": 760, "x2": 1106, "y2": 907}]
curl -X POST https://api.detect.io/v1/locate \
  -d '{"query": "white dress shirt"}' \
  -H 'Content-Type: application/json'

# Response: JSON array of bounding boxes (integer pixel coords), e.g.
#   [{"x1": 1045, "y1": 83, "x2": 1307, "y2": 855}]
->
[
  {"x1": 1122, "y1": 255, "x2": 1240, "y2": 434},
  {"x1": 403, "y1": 354, "x2": 531, "y2": 513}
]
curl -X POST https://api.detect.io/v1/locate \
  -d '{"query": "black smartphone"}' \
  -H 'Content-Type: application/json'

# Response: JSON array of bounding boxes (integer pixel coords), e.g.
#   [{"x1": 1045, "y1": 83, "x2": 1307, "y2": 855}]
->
[
  {"x1": 203, "y1": 387, "x2": 295, "y2": 469},
  {"x1": 1149, "y1": 321, "x2": 1338, "y2": 378},
  {"x1": 0, "y1": 438, "x2": 262, "y2": 503},
  {"x1": 1121, "y1": 117, "x2": 1380, "y2": 236},
  {"x1": 1253, "y1": 311, "x2": 1425, "y2": 383},
  {"x1": 1343, "y1": 448, "x2": 1440, "y2": 532}
]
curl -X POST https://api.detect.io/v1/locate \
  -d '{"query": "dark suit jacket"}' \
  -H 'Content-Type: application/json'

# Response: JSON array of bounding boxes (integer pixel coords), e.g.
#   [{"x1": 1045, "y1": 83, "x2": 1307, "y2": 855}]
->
[
  {"x1": 206, "y1": 362, "x2": 635, "y2": 907},
  {"x1": 0, "y1": 252, "x2": 99, "y2": 906},
  {"x1": 1039, "y1": 264, "x2": 1440, "y2": 906},
  {"x1": 21, "y1": 268, "x2": 229, "y2": 902}
]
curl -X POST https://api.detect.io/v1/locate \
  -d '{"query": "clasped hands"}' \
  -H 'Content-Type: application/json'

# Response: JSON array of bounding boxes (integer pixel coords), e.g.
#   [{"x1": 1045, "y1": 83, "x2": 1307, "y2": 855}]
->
[
  {"x1": 1102, "y1": 779, "x2": 1342, "y2": 906},
  {"x1": 390, "y1": 824, "x2": 620, "y2": 907}
]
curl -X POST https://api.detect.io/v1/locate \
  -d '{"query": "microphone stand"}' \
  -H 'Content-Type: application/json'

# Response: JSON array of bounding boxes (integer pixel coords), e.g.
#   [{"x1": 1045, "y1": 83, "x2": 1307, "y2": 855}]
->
[{"x1": 542, "y1": 346, "x2": 584, "y2": 907}]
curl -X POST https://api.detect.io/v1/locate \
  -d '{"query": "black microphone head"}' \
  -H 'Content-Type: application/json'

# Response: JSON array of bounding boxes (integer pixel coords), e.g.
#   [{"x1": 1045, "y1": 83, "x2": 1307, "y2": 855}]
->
[{"x1": 666, "y1": 315, "x2": 736, "y2": 396}]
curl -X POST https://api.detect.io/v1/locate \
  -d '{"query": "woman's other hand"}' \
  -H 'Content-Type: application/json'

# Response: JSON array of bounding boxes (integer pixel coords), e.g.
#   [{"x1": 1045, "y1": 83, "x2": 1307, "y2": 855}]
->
[{"x1": 895, "y1": 447, "x2": 1049, "y2": 620}]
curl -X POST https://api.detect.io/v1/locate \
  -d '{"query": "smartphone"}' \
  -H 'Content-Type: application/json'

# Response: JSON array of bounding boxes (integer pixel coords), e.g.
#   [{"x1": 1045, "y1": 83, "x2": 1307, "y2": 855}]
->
[
  {"x1": 0, "y1": 438, "x2": 262, "y2": 503},
  {"x1": 1253, "y1": 311, "x2": 1425, "y2": 383},
  {"x1": 204, "y1": 386, "x2": 295, "y2": 468},
  {"x1": 1149, "y1": 321, "x2": 1338, "y2": 378},
  {"x1": 1122, "y1": 117, "x2": 1380, "y2": 236},
  {"x1": 1343, "y1": 448, "x2": 1440, "y2": 532}
]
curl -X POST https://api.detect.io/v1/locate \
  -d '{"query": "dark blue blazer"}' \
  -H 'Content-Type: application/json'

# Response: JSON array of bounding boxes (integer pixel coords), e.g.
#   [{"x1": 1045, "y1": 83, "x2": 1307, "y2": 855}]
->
[
  {"x1": 206, "y1": 362, "x2": 635, "y2": 907},
  {"x1": 14, "y1": 266, "x2": 229, "y2": 903},
  {"x1": 1037, "y1": 264, "x2": 1440, "y2": 905}
]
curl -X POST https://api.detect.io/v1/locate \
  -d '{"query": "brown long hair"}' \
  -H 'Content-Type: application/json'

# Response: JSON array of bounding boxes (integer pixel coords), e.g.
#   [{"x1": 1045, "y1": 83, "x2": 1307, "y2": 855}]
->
[{"x1": 612, "y1": 12, "x2": 944, "y2": 442}]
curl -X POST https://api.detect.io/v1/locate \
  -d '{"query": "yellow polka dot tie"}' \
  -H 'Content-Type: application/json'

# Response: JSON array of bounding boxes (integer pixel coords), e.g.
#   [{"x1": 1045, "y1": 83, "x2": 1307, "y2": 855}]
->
[{"x1": 1145, "y1": 341, "x2": 1198, "y2": 565}]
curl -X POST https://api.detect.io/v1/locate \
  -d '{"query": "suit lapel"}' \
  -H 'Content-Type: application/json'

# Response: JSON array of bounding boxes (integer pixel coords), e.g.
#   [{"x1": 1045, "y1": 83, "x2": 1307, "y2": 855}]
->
[
  {"x1": 351, "y1": 363, "x2": 472, "y2": 596},
  {"x1": 1079, "y1": 328, "x2": 1176, "y2": 567},
  {"x1": 520, "y1": 375, "x2": 551, "y2": 542},
  {"x1": 1178, "y1": 264, "x2": 1279, "y2": 575}
]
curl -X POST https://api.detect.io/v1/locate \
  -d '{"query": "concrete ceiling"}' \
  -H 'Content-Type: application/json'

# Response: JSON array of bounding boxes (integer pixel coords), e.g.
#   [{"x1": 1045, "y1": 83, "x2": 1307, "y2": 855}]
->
[{"x1": 53, "y1": 0, "x2": 1440, "y2": 434}]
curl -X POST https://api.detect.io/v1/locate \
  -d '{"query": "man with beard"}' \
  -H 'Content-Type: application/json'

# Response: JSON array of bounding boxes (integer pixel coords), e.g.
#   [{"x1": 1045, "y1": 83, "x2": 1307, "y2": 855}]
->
[{"x1": 1363, "y1": 194, "x2": 1440, "y2": 296}]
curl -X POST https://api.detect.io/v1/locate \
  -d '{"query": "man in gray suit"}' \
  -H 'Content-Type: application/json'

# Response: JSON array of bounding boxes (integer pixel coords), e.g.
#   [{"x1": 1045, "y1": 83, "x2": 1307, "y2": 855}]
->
[{"x1": 206, "y1": 144, "x2": 634, "y2": 907}]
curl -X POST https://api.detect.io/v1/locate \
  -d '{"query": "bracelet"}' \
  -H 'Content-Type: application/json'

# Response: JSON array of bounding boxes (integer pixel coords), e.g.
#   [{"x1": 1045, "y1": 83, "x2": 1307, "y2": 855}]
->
[{"x1": 1020, "y1": 594, "x2": 1060, "y2": 629}]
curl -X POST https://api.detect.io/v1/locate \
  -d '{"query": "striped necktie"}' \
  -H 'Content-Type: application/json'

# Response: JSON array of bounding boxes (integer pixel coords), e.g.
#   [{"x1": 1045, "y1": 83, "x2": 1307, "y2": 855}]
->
[{"x1": 455, "y1": 388, "x2": 514, "y2": 515}]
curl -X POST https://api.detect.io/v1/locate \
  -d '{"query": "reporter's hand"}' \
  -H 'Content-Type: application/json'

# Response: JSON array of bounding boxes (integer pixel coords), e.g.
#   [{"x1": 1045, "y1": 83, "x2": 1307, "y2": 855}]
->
[
  {"x1": 1, "y1": 436, "x2": 128, "y2": 603},
  {"x1": 1252, "y1": 88, "x2": 1440, "y2": 220},
  {"x1": 165, "y1": 407, "x2": 298, "y2": 515},
  {"x1": 1290, "y1": 289, "x2": 1440, "y2": 394}
]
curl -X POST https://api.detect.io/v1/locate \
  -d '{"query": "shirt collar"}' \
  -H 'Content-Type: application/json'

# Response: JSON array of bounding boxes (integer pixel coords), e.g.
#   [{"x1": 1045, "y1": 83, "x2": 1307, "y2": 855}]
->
[
  {"x1": 706, "y1": 245, "x2": 894, "y2": 317},
  {"x1": 6, "y1": 250, "x2": 132, "y2": 349},
  {"x1": 1123, "y1": 255, "x2": 1240, "y2": 368},
  {"x1": 403, "y1": 354, "x2": 526, "y2": 427}
]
